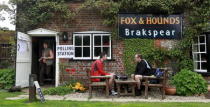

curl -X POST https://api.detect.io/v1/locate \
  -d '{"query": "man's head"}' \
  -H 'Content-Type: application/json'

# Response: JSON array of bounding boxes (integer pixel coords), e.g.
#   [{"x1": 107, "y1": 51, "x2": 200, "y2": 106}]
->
[
  {"x1": 135, "y1": 54, "x2": 142, "y2": 62},
  {"x1": 99, "y1": 52, "x2": 107, "y2": 62},
  {"x1": 43, "y1": 42, "x2": 48, "y2": 49}
]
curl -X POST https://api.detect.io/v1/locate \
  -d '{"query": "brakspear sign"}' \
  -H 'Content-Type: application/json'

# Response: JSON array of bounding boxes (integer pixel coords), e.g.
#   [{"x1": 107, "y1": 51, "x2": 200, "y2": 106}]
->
[{"x1": 118, "y1": 14, "x2": 182, "y2": 39}]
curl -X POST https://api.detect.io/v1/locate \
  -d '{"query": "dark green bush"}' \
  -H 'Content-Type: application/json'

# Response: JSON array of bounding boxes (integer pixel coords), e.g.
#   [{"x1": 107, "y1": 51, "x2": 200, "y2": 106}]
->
[
  {"x1": 43, "y1": 85, "x2": 73, "y2": 95},
  {"x1": 171, "y1": 69, "x2": 208, "y2": 96},
  {"x1": 0, "y1": 69, "x2": 15, "y2": 89},
  {"x1": 0, "y1": 60, "x2": 12, "y2": 69}
]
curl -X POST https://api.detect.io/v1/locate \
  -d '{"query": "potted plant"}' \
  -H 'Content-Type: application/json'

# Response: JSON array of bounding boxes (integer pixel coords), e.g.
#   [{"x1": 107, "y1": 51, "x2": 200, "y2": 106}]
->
[
  {"x1": 165, "y1": 80, "x2": 176, "y2": 95},
  {"x1": 164, "y1": 66, "x2": 177, "y2": 95}
]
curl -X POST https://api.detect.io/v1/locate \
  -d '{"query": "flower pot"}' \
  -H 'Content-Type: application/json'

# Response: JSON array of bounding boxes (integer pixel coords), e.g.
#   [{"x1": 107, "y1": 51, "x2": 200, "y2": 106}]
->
[{"x1": 165, "y1": 87, "x2": 176, "y2": 95}]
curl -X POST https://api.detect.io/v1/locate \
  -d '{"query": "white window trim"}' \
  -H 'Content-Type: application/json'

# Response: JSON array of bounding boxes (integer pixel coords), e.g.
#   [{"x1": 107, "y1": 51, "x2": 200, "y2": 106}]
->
[
  {"x1": 93, "y1": 34, "x2": 112, "y2": 60},
  {"x1": 73, "y1": 32, "x2": 112, "y2": 60},
  {"x1": 192, "y1": 35, "x2": 207, "y2": 72},
  {"x1": 73, "y1": 34, "x2": 92, "y2": 60}
]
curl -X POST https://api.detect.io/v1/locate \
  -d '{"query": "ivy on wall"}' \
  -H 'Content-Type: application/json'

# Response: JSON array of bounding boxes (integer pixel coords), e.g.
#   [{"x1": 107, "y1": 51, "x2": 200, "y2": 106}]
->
[
  {"x1": 124, "y1": 39, "x2": 194, "y2": 74},
  {"x1": 13, "y1": 0, "x2": 210, "y2": 73},
  {"x1": 123, "y1": 39, "x2": 154, "y2": 74},
  {"x1": 82, "y1": 0, "x2": 210, "y2": 73}
]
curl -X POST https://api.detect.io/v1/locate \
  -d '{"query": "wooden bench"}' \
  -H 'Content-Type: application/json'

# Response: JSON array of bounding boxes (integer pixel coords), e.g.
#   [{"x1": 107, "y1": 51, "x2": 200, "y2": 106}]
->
[
  {"x1": 86, "y1": 69, "x2": 111, "y2": 98},
  {"x1": 142, "y1": 68, "x2": 168, "y2": 99}
]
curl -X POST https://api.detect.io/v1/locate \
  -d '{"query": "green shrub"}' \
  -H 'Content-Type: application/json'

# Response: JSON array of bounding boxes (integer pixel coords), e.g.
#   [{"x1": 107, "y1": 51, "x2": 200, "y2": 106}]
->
[
  {"x1": 0, "y1": 69, "x2": 15, "y2": 89},
  {"x1": 171, "y1": 69, "x2": 208, "y2": 96},
  {"x1": 43, "y1": 85, "x2": 73, "y2": 95}
]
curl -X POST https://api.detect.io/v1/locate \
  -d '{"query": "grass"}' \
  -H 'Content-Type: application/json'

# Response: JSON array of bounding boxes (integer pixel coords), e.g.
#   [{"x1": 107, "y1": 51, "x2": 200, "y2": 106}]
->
[{"x1": 0, "y1": 91, "x2": 210, "y2": 107}]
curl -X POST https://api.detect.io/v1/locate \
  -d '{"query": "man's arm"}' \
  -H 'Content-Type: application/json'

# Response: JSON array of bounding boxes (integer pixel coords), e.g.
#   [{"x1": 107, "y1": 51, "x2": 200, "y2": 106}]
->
[
  {"x1": 45, "y1": 50, "x2": 54, "y2": 59},
  {"x1": 39, "y1": 51, "x2": 44, "y2": 61}
]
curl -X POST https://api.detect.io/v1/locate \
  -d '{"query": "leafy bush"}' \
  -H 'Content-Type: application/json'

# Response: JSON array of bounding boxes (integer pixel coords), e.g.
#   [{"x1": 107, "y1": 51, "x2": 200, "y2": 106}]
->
[
  {"x1": 0, "y1": 69, "x2": 15, "y2": 89},
  {"x1": 43, "y1": 85, "x2": 73, "y2": 95},
  {"x1": 43, "y1": 81, "x2": 87, "y2": 95},
  {"x1": 171, "y1": 69, "x2": 208, "y2": 96}
]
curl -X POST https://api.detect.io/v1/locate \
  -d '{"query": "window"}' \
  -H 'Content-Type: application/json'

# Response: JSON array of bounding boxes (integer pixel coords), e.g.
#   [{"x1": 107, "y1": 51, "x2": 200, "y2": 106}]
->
[
  {"x1": 73, "y1": 32, "x2": 112, "y2": 60},
  {"x1": 93, "y1": 34, "x2": 111, "y2": 59},
  {"x1": 192, "y1": 35, "x2": 207, "y2": 72},
  {"x1": 73, "y1": 34, "x2": 91, "y2": 59}
]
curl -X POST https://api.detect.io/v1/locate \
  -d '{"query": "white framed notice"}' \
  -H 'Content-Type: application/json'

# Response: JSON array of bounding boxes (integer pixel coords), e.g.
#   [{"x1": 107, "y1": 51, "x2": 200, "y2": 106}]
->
[{"x1": 56, "y1": 45, "x2": 74, "y2": 58}]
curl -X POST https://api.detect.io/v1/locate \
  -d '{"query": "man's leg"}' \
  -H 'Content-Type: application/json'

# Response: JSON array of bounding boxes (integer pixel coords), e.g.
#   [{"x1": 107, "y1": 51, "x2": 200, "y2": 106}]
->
[
  {"x1": 108, "y1": 73, "x2": 115, "y2": 89},
  {"x1": 46, "y1": 65, "x2": 51, "y2": 79},
  {"x1": 134, "y1": 75, "x2": 143, "y2": 89},
  {"x1": 107, "y1": 73, "x2": 118, "y2": 95},
  {"x1": 39, "y1": 63, "x2": 46, "y2": 85}
]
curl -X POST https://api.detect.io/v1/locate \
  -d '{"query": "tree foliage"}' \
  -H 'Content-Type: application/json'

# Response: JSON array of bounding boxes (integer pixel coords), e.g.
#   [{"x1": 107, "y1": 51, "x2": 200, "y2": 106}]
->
[{"x1": 11, "y1": 0, "x2": 74, "y2": 32}]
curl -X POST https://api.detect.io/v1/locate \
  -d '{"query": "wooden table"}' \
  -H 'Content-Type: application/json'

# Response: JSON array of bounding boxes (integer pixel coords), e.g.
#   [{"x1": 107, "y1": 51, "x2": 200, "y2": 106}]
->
[{"x1": 115, "y1": 78, "x2": 137, "y2": 97}]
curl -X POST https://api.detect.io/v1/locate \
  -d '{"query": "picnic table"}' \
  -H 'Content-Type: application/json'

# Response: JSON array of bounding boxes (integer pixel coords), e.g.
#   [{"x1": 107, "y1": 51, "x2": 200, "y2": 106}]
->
[{"x1": 115, "y1": 78, "x2": 137, "y2": 97}]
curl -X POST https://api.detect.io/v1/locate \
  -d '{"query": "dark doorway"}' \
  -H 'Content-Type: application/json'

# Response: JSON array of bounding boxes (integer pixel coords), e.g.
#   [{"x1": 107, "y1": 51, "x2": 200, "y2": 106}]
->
[{"x1": 32, "y1": 37, "x2": 56, "y2": 86}]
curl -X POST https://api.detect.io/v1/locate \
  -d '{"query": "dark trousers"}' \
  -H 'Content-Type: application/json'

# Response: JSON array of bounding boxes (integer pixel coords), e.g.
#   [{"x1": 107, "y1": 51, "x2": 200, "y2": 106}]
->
[{"x1": 39, "y1": 62, "x2": 51, "y2": 84}]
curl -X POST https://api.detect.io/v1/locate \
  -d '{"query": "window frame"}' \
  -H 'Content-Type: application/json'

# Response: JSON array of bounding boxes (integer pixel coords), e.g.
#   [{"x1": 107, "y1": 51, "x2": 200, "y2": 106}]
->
[
  {"x1": 93, "y1": 34, "x2": 112, "y2": 60},
  {"x1": 73, "y1": 32, "x2": 112, "y2": 60},
  {"x1": 73, "y1": 34, "x2": 92, "y2": 60},
  {"x1": 192, "y1": 35, "x2": 207, "y2": 73}
]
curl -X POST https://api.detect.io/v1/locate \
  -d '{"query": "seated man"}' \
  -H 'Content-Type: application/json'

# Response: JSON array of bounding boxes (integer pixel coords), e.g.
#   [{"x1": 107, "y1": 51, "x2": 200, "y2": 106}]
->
[
  {"x1": 131, "y1": 54, "x2": 152, "y2": 92},
  {"x1": 91, "y1": 52, "x2": 117, "y2": 95}
]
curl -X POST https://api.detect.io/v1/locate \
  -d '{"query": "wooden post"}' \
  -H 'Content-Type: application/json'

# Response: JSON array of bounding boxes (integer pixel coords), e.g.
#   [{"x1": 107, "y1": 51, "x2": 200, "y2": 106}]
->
[
  {"x1": 29, "y1": 74, "x2": 37, "y2": 102},
  {"x1": 145, "y1": 78, "x2": 148, "y2": 99}
]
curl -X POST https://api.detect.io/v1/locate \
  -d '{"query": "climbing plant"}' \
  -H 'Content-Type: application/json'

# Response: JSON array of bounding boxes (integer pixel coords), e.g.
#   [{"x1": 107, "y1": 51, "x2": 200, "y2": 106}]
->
[
  {"x1": 81, "y1": 0, "x2": 210, "y2": 73},
  {"x1": 11, "y1": 0, "x2": 74, "y2": 32}
]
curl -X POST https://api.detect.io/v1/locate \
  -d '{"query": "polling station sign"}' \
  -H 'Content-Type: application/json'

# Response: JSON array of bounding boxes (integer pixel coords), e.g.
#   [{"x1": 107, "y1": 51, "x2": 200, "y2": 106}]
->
[
  {"x1": 56, "y1": 45, "x2": 74, "y2": 58},
  {"x1": 118, "y1": 14, "x2": 182, "y2": 39}
]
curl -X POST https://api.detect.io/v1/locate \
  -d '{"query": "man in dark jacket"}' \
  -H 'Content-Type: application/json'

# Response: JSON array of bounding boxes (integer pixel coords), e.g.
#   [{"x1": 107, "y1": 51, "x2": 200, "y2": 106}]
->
[{"x1": 132, "y1": 54, "x2": 152, "y2": 90}]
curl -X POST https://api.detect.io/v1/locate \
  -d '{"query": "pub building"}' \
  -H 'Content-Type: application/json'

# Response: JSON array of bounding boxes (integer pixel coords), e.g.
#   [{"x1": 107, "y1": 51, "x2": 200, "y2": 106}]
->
[{"x1": 15, "y1": 1, "x2": 210, "y2": 87}]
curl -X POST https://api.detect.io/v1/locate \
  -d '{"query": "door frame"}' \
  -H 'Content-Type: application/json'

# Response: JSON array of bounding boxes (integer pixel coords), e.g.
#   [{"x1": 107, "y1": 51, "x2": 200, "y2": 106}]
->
[{"x1": 27, "y1": 28, "x2": 60, "y2": 86}]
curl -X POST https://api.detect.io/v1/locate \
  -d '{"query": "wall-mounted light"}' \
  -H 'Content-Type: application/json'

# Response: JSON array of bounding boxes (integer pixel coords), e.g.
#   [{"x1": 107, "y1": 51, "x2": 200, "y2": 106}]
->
[{"x1": 62, "y1": 32, "x2": 68, "y2": 42}]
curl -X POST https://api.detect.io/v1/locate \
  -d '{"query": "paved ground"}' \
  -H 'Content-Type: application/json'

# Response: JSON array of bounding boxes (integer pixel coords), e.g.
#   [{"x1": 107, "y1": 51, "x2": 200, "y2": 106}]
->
[{"x1": 5, "y1": 88, "x2": 210, "y2": 102}]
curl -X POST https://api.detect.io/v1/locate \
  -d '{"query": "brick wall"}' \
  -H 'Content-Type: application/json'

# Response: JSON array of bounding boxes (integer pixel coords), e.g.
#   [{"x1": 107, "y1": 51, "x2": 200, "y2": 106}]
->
[
  {"x1": 40, "y1": 2, "x2": 125, "y2": 85},
  {"x1": 39, "y1": 2, "x2": 208, "y2": 85}
]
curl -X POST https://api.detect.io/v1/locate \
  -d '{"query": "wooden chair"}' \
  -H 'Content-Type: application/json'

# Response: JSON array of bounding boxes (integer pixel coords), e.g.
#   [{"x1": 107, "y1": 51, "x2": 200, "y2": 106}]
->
[
  {"x1": 86, "y1": 69, "x2": 110, "y2": 98},
  {"x1": 142, "y1": 68, "x2": 168, "y2": 99}
]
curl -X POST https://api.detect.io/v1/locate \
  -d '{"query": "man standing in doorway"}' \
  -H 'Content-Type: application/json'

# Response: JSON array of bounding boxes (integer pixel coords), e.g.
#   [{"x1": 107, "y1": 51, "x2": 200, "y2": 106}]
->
[
  {"x1": 39, "y1": 42, "x2": 54, "y2": 85},
  {"x1": 91, "y1": 52, "x2": 117, "y2": 95}
]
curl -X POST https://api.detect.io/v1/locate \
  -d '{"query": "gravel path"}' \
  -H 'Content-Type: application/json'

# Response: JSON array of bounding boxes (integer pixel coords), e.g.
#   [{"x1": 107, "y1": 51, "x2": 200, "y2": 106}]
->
[{"x1": 5, "y1": 88, "x2": 210, "y2": 102}]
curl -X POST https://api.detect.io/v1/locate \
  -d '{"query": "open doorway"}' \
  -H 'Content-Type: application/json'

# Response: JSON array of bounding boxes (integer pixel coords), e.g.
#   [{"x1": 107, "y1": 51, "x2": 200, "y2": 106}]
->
[{"x1": 32, "y1": 37, "x2": 56, "y2": 86}]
